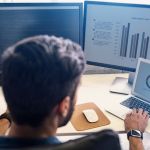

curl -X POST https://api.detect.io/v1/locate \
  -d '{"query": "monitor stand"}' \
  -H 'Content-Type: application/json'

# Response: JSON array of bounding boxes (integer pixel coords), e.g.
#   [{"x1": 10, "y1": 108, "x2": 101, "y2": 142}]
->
[{"x1": 109, "y1": 72, "x2": 135, "y2": 95}]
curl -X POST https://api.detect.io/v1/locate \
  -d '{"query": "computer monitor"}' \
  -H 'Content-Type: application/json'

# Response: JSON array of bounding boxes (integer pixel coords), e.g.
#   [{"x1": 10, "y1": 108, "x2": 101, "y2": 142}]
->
[
  {"x1": 84, "y1": 1, "x2": 150, "y2": 72},
  {"x1": 0, "y1": 3, "x2": 83, "y2": 59}
]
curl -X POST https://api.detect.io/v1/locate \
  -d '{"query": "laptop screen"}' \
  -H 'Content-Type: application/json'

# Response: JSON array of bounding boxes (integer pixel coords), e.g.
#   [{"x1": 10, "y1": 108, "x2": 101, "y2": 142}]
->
[{"x1": 133, "y1": 59, "x2": 150, "y2": 102}]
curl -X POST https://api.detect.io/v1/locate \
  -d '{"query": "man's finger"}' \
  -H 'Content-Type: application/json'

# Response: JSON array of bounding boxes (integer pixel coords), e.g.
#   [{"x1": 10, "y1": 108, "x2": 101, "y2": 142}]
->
[
  {"x1": 138, "y1": 108, "x2": 144, "y2": 115},
  {"x1": 126, "y1": 112, "x2": 132, "y2": 117},
  {"x1": 143, "y1": 111, "x2": 149, "y2": 118},
  {"x1": 132, "y1": 108, "x2": 137, "y2": 114},
  {"x1": 146, "y1": 114, "x2": 150, "y2": 120}
]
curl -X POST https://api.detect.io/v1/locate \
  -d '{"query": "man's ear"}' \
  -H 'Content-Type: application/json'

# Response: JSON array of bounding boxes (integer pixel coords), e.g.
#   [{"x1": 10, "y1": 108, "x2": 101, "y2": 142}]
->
[{"x1": 58, "y1": 96, "x2": 71, "y2": 117}]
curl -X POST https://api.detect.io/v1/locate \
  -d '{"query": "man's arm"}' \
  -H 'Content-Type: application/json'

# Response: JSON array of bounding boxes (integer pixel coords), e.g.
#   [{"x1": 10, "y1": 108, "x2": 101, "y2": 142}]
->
[
  {"x1": 128, "y1": 136, "x2": 144, "y2": 150},
  {"x1": 124, "y1": 108, "x2": 149, "y2": 150}
]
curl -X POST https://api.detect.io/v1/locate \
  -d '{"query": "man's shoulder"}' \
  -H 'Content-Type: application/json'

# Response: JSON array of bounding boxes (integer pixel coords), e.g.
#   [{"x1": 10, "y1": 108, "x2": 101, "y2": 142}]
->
[{"x1": 0, "y1": 136, "x2": 60, "y2": 149}]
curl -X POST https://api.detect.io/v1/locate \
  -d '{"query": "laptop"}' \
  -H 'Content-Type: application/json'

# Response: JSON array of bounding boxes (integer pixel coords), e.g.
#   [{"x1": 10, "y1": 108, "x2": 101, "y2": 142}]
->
[{"x1": 106, "y1": 58, "x2": 150, "y2": 121}]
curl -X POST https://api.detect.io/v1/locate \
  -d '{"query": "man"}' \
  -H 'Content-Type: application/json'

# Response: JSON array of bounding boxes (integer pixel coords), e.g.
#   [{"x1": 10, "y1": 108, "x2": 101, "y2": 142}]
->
[
  {"x1": 1, "y1": 35, "x2": 85, "y2": 148},
  {"x1": 124, "y1": 108, "x2": 149, "y2": 150},
  {"x1": 1, "y1": 35, "x2": 147, "y2": 150}
]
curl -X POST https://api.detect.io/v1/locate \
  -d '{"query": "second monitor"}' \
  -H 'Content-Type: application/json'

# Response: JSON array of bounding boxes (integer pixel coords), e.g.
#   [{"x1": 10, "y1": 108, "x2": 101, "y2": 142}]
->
[
  {"x1": 84, "y1": 1, "x2": 150, "y2": 72},
  {"x1": 0, "y1": 3, "x2": 83, "y2": 57}
]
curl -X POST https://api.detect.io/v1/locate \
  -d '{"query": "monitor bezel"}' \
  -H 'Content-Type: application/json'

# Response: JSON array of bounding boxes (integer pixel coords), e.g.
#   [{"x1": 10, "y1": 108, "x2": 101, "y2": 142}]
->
[
  {"x1": 0, "y1": 2, "x2": 83, "y2": 47},
  {"x1": 83, "y1": 1, "x2": 150, "y2": 72}
]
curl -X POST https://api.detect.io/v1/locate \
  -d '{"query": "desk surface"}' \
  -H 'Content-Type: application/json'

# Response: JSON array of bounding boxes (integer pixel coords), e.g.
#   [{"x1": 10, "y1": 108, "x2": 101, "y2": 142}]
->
[
  {"x1": 0, "y1": 88, "x2": 7, "y2": 116},
  {"x1": 0, "y1": 73, "x2": 149, "y2": 133},
  {"x1": 57, "y1": 73, "x2": 130, "y2": 133},
  {"x1": 57, "y1": 73, "x2": 150, "y2": 133}
]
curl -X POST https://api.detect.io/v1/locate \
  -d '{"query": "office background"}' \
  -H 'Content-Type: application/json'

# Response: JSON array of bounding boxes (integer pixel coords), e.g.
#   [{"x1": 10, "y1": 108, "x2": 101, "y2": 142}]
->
[
  {"x1": 1, "y1": 0, "x2": 150, "y2": 75},
  {"x1": 0, "y1": 1, "x2": 150, "y2": 149}
]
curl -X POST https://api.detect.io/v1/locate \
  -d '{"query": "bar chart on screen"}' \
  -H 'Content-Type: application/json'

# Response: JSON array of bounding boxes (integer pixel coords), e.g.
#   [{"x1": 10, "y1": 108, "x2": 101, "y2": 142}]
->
[
  {"x1": 89, "y1": 17, "x2": 150, "y2": 61},
  {"x1": 84, "y1": 3, "x2": 150, "y2": 70},
  {"x1": 120, "y1": 22, "x2": 150, "y2": 59}
]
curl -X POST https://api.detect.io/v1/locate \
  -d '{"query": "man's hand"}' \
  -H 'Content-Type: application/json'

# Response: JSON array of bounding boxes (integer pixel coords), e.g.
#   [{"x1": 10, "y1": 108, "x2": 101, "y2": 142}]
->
[
  {"x1": 124, "y1": 108, "x2": 149, "y2": 150},
  {"x1": 124, "y1": 108, "x2": 149, "y2": 132}
]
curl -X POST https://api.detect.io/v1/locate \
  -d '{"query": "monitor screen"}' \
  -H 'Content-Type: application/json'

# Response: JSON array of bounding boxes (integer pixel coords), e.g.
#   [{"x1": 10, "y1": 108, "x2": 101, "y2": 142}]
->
[
  {"x1": 133, "y1": 59, "x2": 150, "y2": 102},
  {"x1": 0, "y1": 3, "x2": 83, "y2": 58},
  {"x1": 84, "y1": 1, "x2": 150, "y2": 71}
]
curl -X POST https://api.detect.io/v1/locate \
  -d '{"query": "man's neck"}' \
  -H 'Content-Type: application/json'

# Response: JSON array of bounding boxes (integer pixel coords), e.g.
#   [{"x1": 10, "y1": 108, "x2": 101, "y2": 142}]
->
[{"x1": 8, "y1": 122, "x2": 57, "y2": 138}]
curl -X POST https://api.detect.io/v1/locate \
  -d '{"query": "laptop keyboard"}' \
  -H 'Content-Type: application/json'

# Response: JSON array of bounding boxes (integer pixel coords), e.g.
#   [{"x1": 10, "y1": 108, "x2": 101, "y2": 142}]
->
[{"x1": 121, "y1": 97, "x2": 150, "y2": 114}]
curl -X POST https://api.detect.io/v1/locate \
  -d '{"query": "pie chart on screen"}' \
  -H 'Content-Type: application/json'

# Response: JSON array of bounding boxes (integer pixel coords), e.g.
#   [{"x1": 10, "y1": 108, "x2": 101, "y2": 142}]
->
[{"x1": 146, "y1": 75, "x2": 150, "y2": 89}]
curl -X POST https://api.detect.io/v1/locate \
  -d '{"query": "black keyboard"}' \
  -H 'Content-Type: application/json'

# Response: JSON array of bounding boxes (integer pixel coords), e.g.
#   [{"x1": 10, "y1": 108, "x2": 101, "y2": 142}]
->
[{"x1": 121, "y1": 97, "x2": 150, "y2": 114}]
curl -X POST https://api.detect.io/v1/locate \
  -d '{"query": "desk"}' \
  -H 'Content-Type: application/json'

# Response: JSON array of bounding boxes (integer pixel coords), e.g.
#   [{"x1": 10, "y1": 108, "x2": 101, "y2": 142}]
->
[
  {"x1": 0, "y1": 73, "x2": 150, "y2": 133},
  {"x1": 0, "y1": 88, "x2": 7, "y2": 116},
  {"x1": 57, "y1": 73, "x2": 150, "y2": 134},
  {"x1": 0, "y1": 73, "x2": 150, "y2": 149}
]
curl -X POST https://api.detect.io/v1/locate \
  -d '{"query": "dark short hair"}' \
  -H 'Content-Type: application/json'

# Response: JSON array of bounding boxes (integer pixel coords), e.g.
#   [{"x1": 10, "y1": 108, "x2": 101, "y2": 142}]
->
[{"x1": 2, "y1": 35, "x2": 85, "y2": 127}]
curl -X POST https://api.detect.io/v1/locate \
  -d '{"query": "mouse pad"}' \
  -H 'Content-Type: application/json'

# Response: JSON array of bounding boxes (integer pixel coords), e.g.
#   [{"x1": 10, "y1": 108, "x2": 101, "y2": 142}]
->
[{"x1": 70, "y1": 102, "x2": 110, "y2": 131}]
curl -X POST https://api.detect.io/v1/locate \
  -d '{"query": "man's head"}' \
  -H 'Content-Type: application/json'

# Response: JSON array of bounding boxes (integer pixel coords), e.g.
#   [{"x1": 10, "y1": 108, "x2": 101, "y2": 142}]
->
[{"x1": 2, "y1": 35, "x2": 85, "y2": 128}]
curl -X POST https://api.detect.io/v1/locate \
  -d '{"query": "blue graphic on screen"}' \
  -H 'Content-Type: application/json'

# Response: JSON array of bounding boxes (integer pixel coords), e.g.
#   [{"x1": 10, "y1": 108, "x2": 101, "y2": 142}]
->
[
  {"x1": 134, "y1": 61, "x2": 150, "y2": 102},
  {"x1": 84, "y1": 2, "x2": 150, "y2": 71}
]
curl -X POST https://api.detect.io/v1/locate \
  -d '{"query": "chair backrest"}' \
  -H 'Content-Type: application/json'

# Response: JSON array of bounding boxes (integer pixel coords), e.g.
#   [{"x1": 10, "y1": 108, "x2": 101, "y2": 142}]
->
[{"x1": 17, "y1": 129, "x2": 121, "y2": 150}]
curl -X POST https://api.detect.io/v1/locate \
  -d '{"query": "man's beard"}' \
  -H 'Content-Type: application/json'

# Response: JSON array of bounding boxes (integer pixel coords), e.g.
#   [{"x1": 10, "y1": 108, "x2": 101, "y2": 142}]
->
[{"x1": 59, "y1": 101, "x2": 74, "y2": 127}]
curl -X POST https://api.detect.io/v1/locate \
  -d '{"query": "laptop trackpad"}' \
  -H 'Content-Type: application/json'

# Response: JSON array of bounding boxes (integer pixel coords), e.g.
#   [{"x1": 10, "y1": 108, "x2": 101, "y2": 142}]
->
[{"x1": 105, "y1": 104, "x2": 131, "y2": 120}]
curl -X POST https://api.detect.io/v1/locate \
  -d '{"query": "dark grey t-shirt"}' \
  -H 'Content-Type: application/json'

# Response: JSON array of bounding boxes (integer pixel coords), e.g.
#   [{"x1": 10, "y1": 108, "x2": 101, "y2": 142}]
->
[{"x1": 0, "y1": 136, "x2": 60, "y2": 149}]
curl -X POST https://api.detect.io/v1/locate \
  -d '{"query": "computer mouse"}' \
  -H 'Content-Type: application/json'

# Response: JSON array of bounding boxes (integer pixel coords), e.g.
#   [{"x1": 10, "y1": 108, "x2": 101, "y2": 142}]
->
[{"x1": 82, "y1": 109, "x2": 99, "y2": 123}]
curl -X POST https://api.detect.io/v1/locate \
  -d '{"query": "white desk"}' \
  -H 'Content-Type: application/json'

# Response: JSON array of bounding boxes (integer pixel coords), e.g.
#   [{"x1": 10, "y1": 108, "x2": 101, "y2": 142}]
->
[
  {"x1": 0, "y1": 88, "x2": 7, "y2": 116},
  {"x1": 0, "y1": 73, "x2": 150, "y2": 133},
  {"x1": 57, "y1": 73, "x2": 150, "y2": 134}
]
